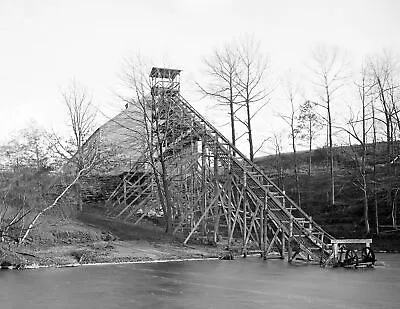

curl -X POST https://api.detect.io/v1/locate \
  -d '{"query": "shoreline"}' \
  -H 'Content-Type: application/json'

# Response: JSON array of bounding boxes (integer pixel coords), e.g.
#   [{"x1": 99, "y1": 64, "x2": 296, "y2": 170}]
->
[
  {"x1": 8, "y1": 248, "x2": 397, "y2": 271},
  {"x1": 23, "y1": 256, "x2": 221, "y2": 270},
  {"x1": 1, "y1": 237, "x2": 228, "y2": 270},
  {"x1": 2, "y1": 209, "x2": 398, "y2": 271},
  {"x1": 3, "y1": 245, "x2": 396, "y2": 271}
]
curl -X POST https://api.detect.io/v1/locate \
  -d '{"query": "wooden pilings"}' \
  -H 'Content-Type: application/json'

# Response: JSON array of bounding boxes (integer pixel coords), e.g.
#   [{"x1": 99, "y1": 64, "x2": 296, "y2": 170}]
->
[{"x1": 288, "y1": 215, "x2": 293, "y2": 263}]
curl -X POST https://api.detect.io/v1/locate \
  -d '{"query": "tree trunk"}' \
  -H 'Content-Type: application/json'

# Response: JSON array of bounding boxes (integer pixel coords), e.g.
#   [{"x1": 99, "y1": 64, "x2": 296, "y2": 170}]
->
[
  {"x1": 158, "y1": 140, "x2": 174, "y2": 235},
  {"x1": 377, "y1": 77, "x2": 393, "y2": 224},
  {"x1": 154, "y1": 96, "x2": 174, "y2": 234},
  {"x1": 372, "y1": 103, "x2": 379, "y2": 235},
  {"x1": 361, "y1": 87, "x2": 369, "y2": 234},
  {"x1": 292, "y1": 127, "x2": 301, "y2": 207},
  {"x1": 308, "y1": 118, "x2": 312, "y2": 177},
  {"x1": 76, "y1": 182, "x2": 83, "y2": 212},
  {"x1": 392, "y1": 189, "x2": 398, "y2": 228},
  {"x1": 362, "y1": 175, "x2": 370, "y2": 234},
  {"x1": 246, "y1": 99, "x2": 254, "y2": 161},
  {"x1": 386, "y1": 117, "x2": 393, "y2": 225},
  {"x1": 161, "y1": 171, "x2": 173, "y2": 234},
  {"x1": 76, "y1": 164, "x2": 83, "y2": 212},
  {"x1": 229, "y1": 79, "x2": 236, "y2": 151},
  {"x1": 19, "y1": 165, "x2": 91, "y2": 245},
  {"x1": 361, "y1": 154, "x2": 369, "y2": 234},
  {"x1": 327, "y1": 89, "x2": 335, "y2": 207}
]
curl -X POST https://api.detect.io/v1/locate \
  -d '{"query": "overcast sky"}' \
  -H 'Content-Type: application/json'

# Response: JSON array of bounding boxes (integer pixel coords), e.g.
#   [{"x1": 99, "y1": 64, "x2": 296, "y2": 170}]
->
[{"x1": 1, "y1": 0, "x2": 399, "y2": 153}]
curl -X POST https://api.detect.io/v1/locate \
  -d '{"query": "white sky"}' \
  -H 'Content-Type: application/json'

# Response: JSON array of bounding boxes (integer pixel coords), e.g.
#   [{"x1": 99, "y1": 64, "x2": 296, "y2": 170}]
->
[{"x1": 1, "y1": 0, "x2": 400, "y2": 154}]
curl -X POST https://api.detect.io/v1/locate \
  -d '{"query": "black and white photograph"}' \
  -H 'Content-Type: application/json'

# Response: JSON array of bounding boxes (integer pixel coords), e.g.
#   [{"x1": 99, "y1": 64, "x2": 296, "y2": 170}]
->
[{"x1": 0, "y1": 1, "x2": 399, "y2": 308}]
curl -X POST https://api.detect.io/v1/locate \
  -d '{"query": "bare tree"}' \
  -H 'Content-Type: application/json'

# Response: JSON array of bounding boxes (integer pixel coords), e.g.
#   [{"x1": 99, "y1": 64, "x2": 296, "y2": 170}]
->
[
  {"x1": 19, "y1": 158, "x2": 96, "y2": 245},
  {"x1": 369, "y1": 54, "x2": 395, "y2": 167},
  {"x1": 371, "y1": 99, "x2": 379, "y2": 234},
  {"x1": 280, "y1": 78, "x2": 301, "y2": 207},
  {"x1": 198, "y1": 44, "x2": 241, "y2": 149},
  {"x1": 309, "y1": 45, "x2": 348, "y2": 206},
  {"x1": 341, "y1": 66, "x2": 374, "y2": 234},
  {"x1": 368, "y1": 52, "x2": 400, "y2": 227},
  {"x1": 1, "y1": 123, "x2": 51, "y2": 173},
  {"x1": 48, "y1": 81, "x2": 97, "y2": 211},
  {"x1": 0, "y1": 125, "x2": 98, "y2": 247},
  {"x1": 0, "y1": 184, "x2": 31, "y2": 244},
  {"x1": 118, "y1": 61, "x2": 181, "y2": 234},
  {"x1": 235, "y1": 37, "x2": 270, "y2": 161},
  {"x1": 272, "y1": 132, "x2": 285, "y2": 190},
  {"x1": 297, "y1": 100, "x2": 322, "y2": 176},
  {"x1": 355, "y1": 68, "x2": 373, "y2": 234}
]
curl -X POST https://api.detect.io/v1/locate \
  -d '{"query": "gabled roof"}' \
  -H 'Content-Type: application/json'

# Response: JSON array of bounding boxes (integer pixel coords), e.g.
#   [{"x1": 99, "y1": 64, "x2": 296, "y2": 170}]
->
[{"x1": 81, "y1": 104, "x2": 145, "y2": 175}]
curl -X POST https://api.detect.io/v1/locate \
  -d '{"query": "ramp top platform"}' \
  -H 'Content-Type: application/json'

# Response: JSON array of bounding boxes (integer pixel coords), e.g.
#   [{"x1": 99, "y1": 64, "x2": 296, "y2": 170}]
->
[{"x1": 150, "y1": 67, "x2": 181, "y2": 95}]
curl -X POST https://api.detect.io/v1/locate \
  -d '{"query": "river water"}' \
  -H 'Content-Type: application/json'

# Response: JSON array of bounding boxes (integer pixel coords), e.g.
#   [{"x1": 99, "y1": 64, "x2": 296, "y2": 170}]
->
[{"x1": 1, "y1": 254, "x2": 399, "y2": 309}]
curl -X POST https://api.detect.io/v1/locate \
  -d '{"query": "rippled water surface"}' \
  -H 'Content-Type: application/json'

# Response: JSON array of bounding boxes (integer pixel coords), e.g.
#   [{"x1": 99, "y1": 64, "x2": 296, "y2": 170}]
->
[{"x1": 1, "y1": 254, "x2": 399, "y2": 309}]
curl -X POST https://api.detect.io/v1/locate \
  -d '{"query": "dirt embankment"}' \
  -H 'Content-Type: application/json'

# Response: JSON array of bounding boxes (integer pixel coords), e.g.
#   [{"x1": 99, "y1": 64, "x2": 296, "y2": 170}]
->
[
  {"x1": 3, "y1": 205, "x2": 394, "y2": 269},
  {"x1": 1, "y1": 206, "x2": 226, "y2": 269}
]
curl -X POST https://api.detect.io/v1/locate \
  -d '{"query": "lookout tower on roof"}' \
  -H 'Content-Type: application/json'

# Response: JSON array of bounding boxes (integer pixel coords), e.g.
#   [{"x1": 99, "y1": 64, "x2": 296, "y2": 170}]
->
[{"x1": 150, "y1": 67, "x2": 181, "y2": 96}]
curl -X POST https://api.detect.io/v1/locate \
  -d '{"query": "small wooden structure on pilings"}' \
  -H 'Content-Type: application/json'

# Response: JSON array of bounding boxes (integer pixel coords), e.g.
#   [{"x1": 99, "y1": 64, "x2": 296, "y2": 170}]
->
[
  {"x1": 106, "y1": 67, "x2": 375, "y2": 267},
  {"x1": 330, "y1": 239, "x2": 375, "y2": 268}
]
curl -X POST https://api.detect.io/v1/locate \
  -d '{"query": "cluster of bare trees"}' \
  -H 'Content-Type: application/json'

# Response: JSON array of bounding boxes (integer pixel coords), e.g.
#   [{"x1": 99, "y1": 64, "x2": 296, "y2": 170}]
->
[
  {"x1": 198, "y1": 37, "x2": 270, "y2": 161},
  {"x1": 200, "y1": 38, "x2": 400, "y2": 235},
  {"x1": 342, "y1": 52, "x2": 400, "y2": 233},
  {"x1": 279, "y1": 51, "x2": 400, "y2": 234},
  {"x1": 47, "y1": 81, "x2": 98, "y2": 211},
  {"x1": 0, "y1": 81, "x2": 99, "y2": 247},
  {"x1": 282, "y1": 51, "x2": 400, "y2": 234}
]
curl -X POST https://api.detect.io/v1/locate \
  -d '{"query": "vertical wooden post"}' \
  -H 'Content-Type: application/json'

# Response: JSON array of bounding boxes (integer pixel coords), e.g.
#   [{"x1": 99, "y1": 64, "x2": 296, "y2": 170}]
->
[
  {"x1": 227, "y1": 178, "x2": 232, "y2": 248},
  {"x1": 191, "y1": 127, "x2": 196, "y2": 232},
  {"x1": 307, "y1": 216, "x2": 313, "y2": 261},
  {"x1": 213, "y1": 206, "x2": 220, "y2": 244},
  {"x1": 179, "y1": 165, "x2": 184, "y2": 227},
  {"x1": 288, "y1": 215, "x2": 293, "y2": 263},
  {"x1": 191, "y1": 169, "x2": 195, "y2": 231},
  {"x1": 282, "y1": 190, "x2": 286, "y2": 211},
  {"x1": 243, "y1": 172, "x2": 247, "y2": 258},
  {"x1": 260, "y1": 194, "x2": 264, "y2": 258},
  {"x1": 262, "y1": 193, "x2": 268, "y2": 260},
  {"x1": 333, "y1": 243, "x2": 338, "y2": 264},
  {"x1": 227, "y1": 146, "x2": 233, "y2": 249},
  {"x1": 213, "y1": 134, "x2": 219, "y2": 244},
  {"x1": 190, "y1": 117, "x2": 195, "y2": 232},
  {"x1": 123, "y1": 177, "x2": 127, "y2": 206},
  {"x1": 280, "y1": 229, "x2": 285, "y2": 259},
  {"x1": 201, "y1": 135, "x2": 207, "y2": 236}
]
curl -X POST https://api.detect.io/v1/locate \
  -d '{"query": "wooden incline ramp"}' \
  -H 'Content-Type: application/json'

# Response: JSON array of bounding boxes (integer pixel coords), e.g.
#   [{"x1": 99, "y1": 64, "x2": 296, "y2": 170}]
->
[{"x1": 106, "y1": 68, "x2": 374, "y2": 267}]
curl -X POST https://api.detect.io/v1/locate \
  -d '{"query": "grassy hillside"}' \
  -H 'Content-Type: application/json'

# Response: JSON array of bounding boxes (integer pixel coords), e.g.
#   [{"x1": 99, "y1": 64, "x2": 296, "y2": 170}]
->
[{"x1": 255, "y1": 143, "x2": 400, "y2": 250}]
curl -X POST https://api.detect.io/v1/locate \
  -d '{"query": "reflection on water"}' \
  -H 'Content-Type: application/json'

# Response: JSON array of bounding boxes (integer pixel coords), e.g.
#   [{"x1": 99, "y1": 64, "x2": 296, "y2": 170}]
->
[{"x1": 0, "y1": 254, "x2": 399, "y2": 309}]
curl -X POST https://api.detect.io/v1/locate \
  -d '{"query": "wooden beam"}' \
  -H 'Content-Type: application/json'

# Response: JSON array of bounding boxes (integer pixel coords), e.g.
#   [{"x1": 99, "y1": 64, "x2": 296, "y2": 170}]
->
[
  {"x1": 243, "y1": 172, "x2": 248, "y2": 257},
  {"x1": 213, "y1": 134, "x2": 219, "y2": 243},
  {"x1": 201, "y1": 135, "x2": 207, "y2": 235},
  {"x1": 183, "y1": 183, "x2": 225, "y2": 244},
  {"x1": 330, "y1": 239, "x2": 372, "y2": 244},
  {"x1": 266, "y1": 227, "x2": 281, "y2": 255}
]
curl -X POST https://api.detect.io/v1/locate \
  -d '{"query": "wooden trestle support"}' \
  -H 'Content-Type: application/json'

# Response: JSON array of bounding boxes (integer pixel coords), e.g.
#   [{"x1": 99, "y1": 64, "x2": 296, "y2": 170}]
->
[{"x1": 106, "y1": 69, "x2": 369, "y2": 266}]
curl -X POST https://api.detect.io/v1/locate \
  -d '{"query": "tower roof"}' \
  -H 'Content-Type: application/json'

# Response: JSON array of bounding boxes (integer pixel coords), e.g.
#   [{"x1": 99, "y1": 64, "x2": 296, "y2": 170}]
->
[{"x1": 150, "y1": 67, "x2": 181, "y2": 79}]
